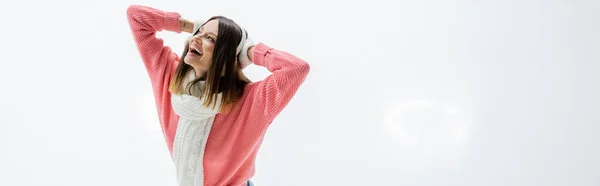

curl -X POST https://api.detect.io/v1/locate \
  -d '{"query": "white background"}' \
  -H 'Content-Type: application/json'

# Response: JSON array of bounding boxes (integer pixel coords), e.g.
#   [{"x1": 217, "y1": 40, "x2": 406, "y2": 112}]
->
[{"x1": 0, "y1": 0, "x2": 599, "y2": 185}]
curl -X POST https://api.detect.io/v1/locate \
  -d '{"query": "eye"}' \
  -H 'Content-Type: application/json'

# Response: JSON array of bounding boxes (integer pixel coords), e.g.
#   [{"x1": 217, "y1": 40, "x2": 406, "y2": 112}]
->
[{"x1": 207, "y1": 36, "x2": 215, "y2": 42}]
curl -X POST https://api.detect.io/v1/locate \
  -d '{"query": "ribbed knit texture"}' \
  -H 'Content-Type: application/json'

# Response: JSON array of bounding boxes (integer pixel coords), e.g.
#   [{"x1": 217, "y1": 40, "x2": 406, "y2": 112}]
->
[{"x1": 126, "y1": 5, "x2": 310, "y2": 186}]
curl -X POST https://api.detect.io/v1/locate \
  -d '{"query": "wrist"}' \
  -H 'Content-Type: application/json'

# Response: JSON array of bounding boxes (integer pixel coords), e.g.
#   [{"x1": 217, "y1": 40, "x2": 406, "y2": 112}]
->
[{"x1": 179, "y1": 18, "x2": 194, "y2": 33}]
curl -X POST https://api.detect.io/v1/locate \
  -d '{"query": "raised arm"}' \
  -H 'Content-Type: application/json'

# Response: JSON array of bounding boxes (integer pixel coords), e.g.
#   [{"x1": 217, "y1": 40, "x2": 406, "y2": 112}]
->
[
  {"x1": 250, "y1": 43, "x2": 311, "y2": 123},
  {"x1": 126, "y1": 5, "x2": 192, "y2": 75},
  {"x1": 126, "y1": 5, "x2": 193, "y2": 151}
]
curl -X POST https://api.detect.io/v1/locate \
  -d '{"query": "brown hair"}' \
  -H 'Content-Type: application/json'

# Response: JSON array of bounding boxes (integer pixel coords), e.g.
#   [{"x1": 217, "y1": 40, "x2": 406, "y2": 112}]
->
[{"x1": 168, "y1": 16, "x2": 251, "y2": 112}]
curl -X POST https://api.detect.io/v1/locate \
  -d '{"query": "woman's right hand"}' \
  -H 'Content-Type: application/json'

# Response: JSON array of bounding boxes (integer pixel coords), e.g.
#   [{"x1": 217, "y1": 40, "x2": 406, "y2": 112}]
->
[
  {"x1": 183, "y1": 20, "x2": 206, "y2": 46},
  {"x1": 179, "y1": 18, "x2": 195, "y2": 34}
]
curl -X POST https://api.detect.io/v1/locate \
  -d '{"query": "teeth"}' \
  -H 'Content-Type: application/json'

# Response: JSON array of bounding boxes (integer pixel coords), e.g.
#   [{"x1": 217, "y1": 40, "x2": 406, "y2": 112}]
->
[{"x1": 190, "y1": 47, "x2": 202, "y2": 55}]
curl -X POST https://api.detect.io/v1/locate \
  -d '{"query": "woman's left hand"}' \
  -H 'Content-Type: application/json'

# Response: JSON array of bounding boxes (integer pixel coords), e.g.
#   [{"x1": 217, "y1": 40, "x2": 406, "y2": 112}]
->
[{"x1": 239, "y1": 38, "x2": 255, "y2": 69}]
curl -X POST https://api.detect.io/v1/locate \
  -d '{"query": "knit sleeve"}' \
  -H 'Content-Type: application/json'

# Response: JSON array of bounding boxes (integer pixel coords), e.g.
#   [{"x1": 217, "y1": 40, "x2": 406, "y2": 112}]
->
[
  {"x1": 126, "y1": 5, "x2": 182, "y2": 146},
  {"x1": 250, "y1": 43, "x2": 310, "y2": 123},
  {"x1": 126, "y1": 4, "x2": 182, "y2": 76}
]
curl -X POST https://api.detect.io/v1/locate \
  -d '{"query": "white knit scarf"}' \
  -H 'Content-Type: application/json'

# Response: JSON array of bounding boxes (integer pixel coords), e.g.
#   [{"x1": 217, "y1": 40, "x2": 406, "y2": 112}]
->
[
  {"x1": 170, "y1": 70, "x2": 222, "y2": 186},
  {"x1": 174, "y1": 70, "x2": 222, "y2": 118}
]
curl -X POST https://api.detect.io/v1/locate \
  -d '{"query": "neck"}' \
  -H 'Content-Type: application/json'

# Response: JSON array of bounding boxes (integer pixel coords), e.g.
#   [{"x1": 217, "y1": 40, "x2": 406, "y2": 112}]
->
[{"x1": 193, "y1": 68, "x2": 207, "y2": 79}]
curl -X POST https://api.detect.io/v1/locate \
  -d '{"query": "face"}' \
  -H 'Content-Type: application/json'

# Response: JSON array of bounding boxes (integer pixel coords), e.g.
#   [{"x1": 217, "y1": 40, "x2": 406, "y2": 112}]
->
[{"x1": 184, "y1": 19, "x2": 219, "y2": 72}]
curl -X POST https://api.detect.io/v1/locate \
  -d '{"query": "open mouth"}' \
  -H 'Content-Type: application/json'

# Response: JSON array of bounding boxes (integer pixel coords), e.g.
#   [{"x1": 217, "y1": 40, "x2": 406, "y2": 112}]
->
[{"x1": 190, "y1": 47, "x2": 202, "y2": 56}]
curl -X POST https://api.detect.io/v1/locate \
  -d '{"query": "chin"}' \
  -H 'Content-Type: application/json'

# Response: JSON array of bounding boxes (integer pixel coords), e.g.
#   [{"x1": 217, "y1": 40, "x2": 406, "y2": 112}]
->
[
  {"x1": 183, "y1": 57, "x2": 200, "y2": 66},
  {"x1": 183, "y1": 56, "x2": 192, "y2": 64},
  {"x1": 183, "y1": 59, "x2": 208, "y2": 70}
]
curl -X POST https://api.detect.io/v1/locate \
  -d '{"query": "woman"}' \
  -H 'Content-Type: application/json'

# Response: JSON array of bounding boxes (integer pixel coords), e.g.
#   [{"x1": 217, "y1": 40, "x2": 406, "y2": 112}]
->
[{"x1": 126, "y1": 5, "x2": 310, "y2": 186}]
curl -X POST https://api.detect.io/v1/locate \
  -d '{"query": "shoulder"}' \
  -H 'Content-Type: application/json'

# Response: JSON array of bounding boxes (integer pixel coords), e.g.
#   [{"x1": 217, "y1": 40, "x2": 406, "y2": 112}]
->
[
  {"x1": 241, "y1": 81, "x2": 266, "y2": 100},
  {"x1": 212, "y1": 82, "x2": 271, "y2": 127},
  {"x1": 239, "y1": 81, "x2": 269, "y2": 117}
]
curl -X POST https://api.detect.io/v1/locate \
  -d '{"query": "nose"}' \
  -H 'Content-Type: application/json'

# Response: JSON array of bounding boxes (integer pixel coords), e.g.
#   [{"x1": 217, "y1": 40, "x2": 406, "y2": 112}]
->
[{"x1": 191, "y1": 35, "x2": 201, "y2": 44}]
